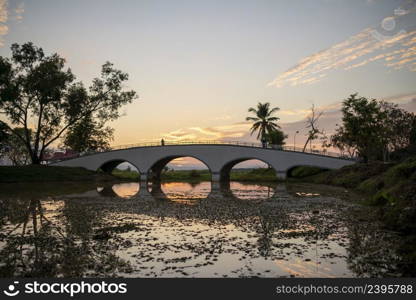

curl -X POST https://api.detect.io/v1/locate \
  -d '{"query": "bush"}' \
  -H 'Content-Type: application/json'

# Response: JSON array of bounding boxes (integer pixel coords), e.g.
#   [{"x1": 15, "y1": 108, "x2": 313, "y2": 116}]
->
[
  {"x1": 189, "y1": 170, "x2": 201, "y2": 178},
  {"x1": 290, "y1": 166, "x2": 328, "y2": 178}
]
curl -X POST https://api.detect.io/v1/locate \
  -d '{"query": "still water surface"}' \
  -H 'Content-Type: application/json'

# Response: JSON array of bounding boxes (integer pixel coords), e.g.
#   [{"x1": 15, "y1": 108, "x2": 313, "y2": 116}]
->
[{"x1": 0, "y1": 181, "x2": 408, "y2": 277}]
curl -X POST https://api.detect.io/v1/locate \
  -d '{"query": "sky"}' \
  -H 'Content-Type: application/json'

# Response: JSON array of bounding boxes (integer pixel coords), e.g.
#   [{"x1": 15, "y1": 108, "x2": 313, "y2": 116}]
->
[{"x1": 1, "y1": 0, "x2": 416, "y2": 169}]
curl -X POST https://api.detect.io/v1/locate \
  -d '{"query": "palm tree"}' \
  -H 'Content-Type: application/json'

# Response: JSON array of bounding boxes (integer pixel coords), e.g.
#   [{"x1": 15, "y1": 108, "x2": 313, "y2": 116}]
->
[{"x1": 246, "y1": 102, "x2": 281, "y2": 144}]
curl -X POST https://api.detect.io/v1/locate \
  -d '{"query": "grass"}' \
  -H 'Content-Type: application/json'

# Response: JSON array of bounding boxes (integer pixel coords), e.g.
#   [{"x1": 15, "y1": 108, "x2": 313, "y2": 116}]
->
[
  {"x1": 289, "y1": 166, "x2": 328, "y2": 178},
  {"x1": 161, "y1": 169, "x2": 211, "y2": 181},
  {"x1": 161, "y1": 168, "x2": 279, "y2": 182},
  {"x1": 0, "y1": 181, "x2": 102, "y2": 197},
  {"x1": 112, "y1": 169, "x2": 140, "y2": 180},
  {"x1": 230, "y1": 168, "x2": 277, "y2": 181},
  {"x1": 111, "y1": 168, "x2": 279, "y2": 182},
  {"x1": 1, "y1": 166, "x2": 282, "y2": 183},
  {"x1": 0, "y1": 165, "x2": 114, "y2": 183}
]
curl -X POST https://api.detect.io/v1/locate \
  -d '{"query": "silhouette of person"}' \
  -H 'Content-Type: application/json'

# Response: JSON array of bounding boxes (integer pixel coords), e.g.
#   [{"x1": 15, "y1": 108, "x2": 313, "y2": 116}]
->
[
  {"x1": 161, "y1": 139, "x2": 165, "y2": 146},
  {"x1": 261, "y1": 136, "x2": 267, "y2": 148}
]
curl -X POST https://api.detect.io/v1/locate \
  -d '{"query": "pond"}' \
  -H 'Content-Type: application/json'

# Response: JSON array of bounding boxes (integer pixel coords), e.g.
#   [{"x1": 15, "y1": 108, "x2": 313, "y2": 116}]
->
[{"x1": 0, "y1": 181, "x2": 410, "y2": 277}]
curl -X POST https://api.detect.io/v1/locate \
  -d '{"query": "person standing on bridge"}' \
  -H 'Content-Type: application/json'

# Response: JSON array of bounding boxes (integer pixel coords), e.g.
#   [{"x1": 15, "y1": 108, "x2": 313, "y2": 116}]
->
[
  {"x1": 161, "y1": 139, "x2": 165, "y2": 146},
  {"x1": 261, "y1": 136, "x2": 267, "y2": 148}
]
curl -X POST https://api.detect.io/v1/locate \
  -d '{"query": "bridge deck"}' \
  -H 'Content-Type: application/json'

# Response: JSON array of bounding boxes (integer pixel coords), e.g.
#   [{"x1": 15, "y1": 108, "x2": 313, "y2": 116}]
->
[{"x1": 47, "y1": 140, "x2": 356, "y2": 163}]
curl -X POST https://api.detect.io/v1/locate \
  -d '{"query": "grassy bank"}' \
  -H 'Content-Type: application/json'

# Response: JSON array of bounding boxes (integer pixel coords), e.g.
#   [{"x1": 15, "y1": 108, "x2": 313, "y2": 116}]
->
[
  {"x1": 0, "y1": 165, "x2": 115, "y2": 183},
  {"x1": 230, "y1": 168, "x2": 277, "y2": 181},
  {"x1": 111, "y1": 169, "x2": 140, "y2": 180},
  {"x1": 161, "y1": 169, "x2": 211, "y2": 181},
  {"x1": 291, "y1": 157, "x2": 416, "y2": 234},
  {"x1": 1, "y1": 166, "x2": 280, "y2": 183},
  {"x1": 112, "y1": 168, "x2": 279, "y2": 182}
]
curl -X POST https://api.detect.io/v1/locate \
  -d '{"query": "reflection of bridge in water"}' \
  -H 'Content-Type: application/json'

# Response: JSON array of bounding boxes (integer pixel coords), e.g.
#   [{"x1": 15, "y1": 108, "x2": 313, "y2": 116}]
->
[
  {"x1": 96, "y1": 181, "x2": 290, "y2": 202},
  {"x1": 52, "y1": 141, "x2": 355, "y2": 188}
]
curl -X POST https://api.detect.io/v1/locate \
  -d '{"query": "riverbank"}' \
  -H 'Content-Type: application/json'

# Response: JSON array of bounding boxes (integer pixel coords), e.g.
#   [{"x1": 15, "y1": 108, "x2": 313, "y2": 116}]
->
[
  {"x1": 290, "y1": 156, "x2": 416, "y2": 234},
  {"x1": 0, "y1": 165, "x2": 115, "y2": 183},
  {"x1": 112, "y1": 168, "x2": 278, "y2": 182},
  {"x1": 0, "y1": 166, "x2": 279, "y2": 183}
]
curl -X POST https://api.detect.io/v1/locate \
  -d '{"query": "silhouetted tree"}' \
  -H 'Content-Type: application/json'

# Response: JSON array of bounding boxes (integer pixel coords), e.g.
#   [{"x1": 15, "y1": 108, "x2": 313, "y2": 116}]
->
[
  {"x1": 0, "y1": 122, "x2": 10, "y2": 158},
  {"x1": 266, "y1": 129, "x2": 287, "y2": 147},
  {"x1": 302, "y1": 104, "x2": 323, "y2": 152},
  {"x1": 62, "y1": 113, "x2": 114, "y2": 153},
  {"x1": 1, "y1": 127, "x2": 32, "y2": 165},
  {"x1": 0, "y1": 42, "x2": 137, "y2": 164},
  {"x1": 246, "y1": 102, "x2": 280, "y2": 145},
  {"x1": 331, "y1": 94, "x2": 416, "y2": 162}
]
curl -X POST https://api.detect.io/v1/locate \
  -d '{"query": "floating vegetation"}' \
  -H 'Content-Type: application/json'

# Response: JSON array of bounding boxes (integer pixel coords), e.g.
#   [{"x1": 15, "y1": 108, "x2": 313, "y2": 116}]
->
[{"x1": 0, "y1": 181, "x2": 412, "y2": 278}]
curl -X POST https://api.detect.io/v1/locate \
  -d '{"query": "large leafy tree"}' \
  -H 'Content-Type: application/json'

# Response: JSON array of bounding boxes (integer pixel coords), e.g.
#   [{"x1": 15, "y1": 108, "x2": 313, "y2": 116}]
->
[
  {"x1": 246, "y1": 102, "x2": 281, "y2": 142},
  {"x1": 0, "y1": 122, "x2": 9, "y2": 147},
  {"x1": 1, "y1": 127, "x2": 32, "y2": 165},
  {"x1": 379, "y1": 101, "x2": 416, "y2": 157},
  {"x1": 266, "y1": 129, "x2": 287, "y2": 146},
  {"x1": 0, "y1": 122, "x2": 10, "y2": 160},
  {"x1": 0, "y1": 42, "x2": 137, "y2": 164},
  {"x1": 331, "y1": 93, "x2": 416, "y2": 162},
  {"x1": 62, "y1": 114, "x2": 114, "y2": 153}
]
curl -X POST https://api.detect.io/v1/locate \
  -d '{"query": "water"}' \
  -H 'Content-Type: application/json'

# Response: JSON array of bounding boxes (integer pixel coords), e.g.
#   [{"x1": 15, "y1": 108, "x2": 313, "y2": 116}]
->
[{"x1": 0, "y1": 181, "x2": 409, "y2": 278}]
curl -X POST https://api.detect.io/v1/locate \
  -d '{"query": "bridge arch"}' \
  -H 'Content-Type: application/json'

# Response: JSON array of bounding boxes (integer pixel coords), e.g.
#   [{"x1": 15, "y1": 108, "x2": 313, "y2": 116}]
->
[
  {"x1": 147, "y1": 155, "x2": 212, "y2": 182},
  {"x1": 98, "y1": 159, "x2": 141, "y2": 176},
  {"x1": 219, "y1": 157, "x2": 280, "y2": 182}
]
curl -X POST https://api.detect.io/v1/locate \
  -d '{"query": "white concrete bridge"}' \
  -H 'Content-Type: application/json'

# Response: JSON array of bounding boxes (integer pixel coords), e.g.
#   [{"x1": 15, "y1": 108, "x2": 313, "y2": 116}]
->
[{"x1": 51, "y1": 141, "x2": 355, "y2": 184}]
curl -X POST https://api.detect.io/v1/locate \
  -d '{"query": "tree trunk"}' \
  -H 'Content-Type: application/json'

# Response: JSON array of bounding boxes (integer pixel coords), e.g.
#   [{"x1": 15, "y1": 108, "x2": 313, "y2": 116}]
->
[
  {"x1": 302, "y1": 137, "x2": 310, "y2": 152},
  {"x1": 31, "y1": 154, "x2": 41, "y2": 165}
]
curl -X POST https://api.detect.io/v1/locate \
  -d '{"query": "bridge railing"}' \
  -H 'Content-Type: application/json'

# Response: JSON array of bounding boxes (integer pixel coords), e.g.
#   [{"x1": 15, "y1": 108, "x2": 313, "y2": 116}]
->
[{"x1": 46, "y1": 140, "x2": 357, "y2": 163}]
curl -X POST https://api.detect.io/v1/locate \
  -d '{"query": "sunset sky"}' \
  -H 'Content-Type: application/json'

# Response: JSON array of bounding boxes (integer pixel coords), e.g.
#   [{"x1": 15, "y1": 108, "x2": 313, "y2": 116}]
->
[{"x1": 1, "y1": 0, "x2": 416, "y2": 168}]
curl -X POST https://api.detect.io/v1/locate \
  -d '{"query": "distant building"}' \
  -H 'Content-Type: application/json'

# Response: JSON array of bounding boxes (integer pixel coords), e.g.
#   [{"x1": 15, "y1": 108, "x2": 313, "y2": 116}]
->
[
  {"x1": 0, "y1": 157, "x2": 13, "y2": 166},
  {"x1": 42, "y1": 149, "x2": 79, "y2": 162}
]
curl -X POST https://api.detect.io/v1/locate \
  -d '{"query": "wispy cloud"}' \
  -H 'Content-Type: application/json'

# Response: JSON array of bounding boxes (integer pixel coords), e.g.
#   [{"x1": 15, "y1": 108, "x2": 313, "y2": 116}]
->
[
  {"x1": 0, "y1": 1, "x2": 25, "y2": 47},
  {"x1": 14, "y1": 2, "x2": 24, "y2": 22},
  {"x1": 0, "y1": 0, "x2": 7, "y2": 23},
  {"x1": 159, "y1": 94, "x2": 416, "y2": 150},
  {"x1": 0, "y1": 0, "x2": 8, "y2": 47},
  {"x1": 279, "y1": 109, "x2": 311, "y2": 117},
  {"x1": 268, "y1": 5, "x2": 416, "y2": 88},
  {"x1": 161, "y1": 123, "x2": 252, "y2": 142}
]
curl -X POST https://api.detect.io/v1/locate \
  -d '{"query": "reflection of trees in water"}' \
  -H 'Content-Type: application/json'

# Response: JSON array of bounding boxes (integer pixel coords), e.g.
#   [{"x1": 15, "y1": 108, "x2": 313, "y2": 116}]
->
[
  {"x1": 91, "y1": 184, "x2": 346, "y2": 265},
  {"x1": 1, "y1": 182, "x2": 412, "y2": 278},
  {"x1": 0, "y1": 198, "x2": 132, "y2": 277},
  {"x1": 94, "y1": 181, "x2": 280, "y2": 202},
  {"x1": 256, "y1": 208, "x2": 283, "y2": 257},
  {"x1": 239, "y1": 205, "x2": 341, "y2": 261}
]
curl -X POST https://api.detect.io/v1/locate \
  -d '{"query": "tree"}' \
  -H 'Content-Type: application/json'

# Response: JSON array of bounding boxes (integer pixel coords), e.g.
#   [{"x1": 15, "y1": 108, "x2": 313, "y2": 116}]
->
[
  {"x1": 319, "y1": 130, "x2": 332, "y2": 155},
  {"x1": 0, "y1": 122, "x2": 8, "y2": 142},
  {"x1": 0, "y1": 42, "x2": 137, "y2": 164},
  {"x1": 0, "y1": 122, "x2": 9, "y2": 152},
  {"x1": 1, "y1": 127, "x2": 32, "y2": 165},
  {"x1": 246, "y1": 102, "x2": 280, "y2": 144},
  {"x1": 330, "y1": 127, "x2": 357, "y2": 158},
  {"x1": 62, "y1": 114, "x2": 114, "y2": 153},
  {"x1": 379, "y1": 101, "x2": 416, "y2": 159},
  {"x1": 331, "y1": 93, "x2": 416, "y2": 162},
  {"x1": 302, "y1": 104, "x2": 323, "y2": 152},
  {"x1": 0, "y1": 122, "x2": 10, "y2": 160},
  {"x1": 266, "y1": 129, "x2": 287, "y2": 147}
]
